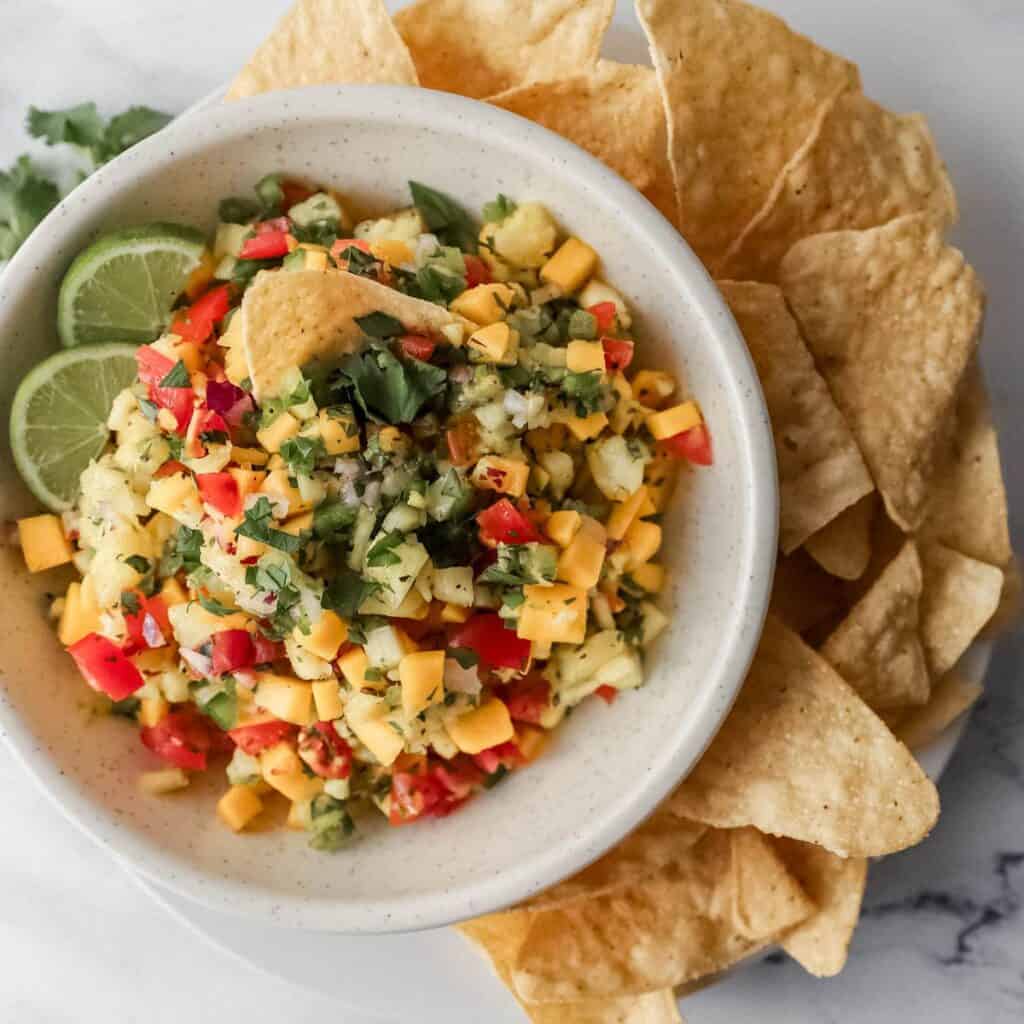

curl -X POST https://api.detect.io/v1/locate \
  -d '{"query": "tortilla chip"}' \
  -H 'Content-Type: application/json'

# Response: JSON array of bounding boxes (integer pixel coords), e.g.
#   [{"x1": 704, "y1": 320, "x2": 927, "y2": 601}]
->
[
  {"x1": 780, "y1": 214, "x2": 985, "y2": 531},
  {"x1": 241, "y1": 269, "x2": 466, "y2": 399},
  {"x1": 669, "y1": 615, "x2": 939, "y2": 857},
  {"x1": 488, "y1": 62, "x2": 677, "y2": 224},
  {"x1": 773, "y1": 839, "x2": 867, "y2": 977},
  {"x1": 768, "y1": 547, "x2": 849, "y2": 637},
  {"x1": 525, "y1": 813, "x2": 706, "y2": 910},
  {"x1": 919, "y1": 543, "x2": 1003, "y2": 677},
  {"x1": 819, "y1": 541, "x2": 930, "y2": 711},
  {"x1": 894, "y1": 671, "x2": 983, "y2": 751},
  {"x1": 636, "y1": 0, "x2": 859, "y2": 270},
  {"x1": 511, "y1": 827, "x2": 812, "y2": 1004},
  {"x1": 919, "y1": 362, "x2": 1011, "y2": 567},
  {"x1": 984, "y1": 555, "x2": 1021, "y2": 637},
  {"x1": 460, "y1": 914, "x2": 684, "y2": 1023},
  {"x1": 804, "y1": 494, "x2": 876, "y2": 581},
  {"x1": 225, "y1": 0, "x2": 417, "y2": 100},
  {"x1": 722, "y1": 91, "x2": 957, "y2": 281},
  {"x1": 718, "y1": 281, "x2": 873, "y2": 552},
  {"x1": 395, "y1": 0, "x2": 614, "y2": 99}
]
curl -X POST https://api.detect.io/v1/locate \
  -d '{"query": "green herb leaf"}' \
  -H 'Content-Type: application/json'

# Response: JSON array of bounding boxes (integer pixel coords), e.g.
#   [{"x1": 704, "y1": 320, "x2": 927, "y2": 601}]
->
[
  {"x1": 120, "y1": 591, "x2": 141, "y2": 616},
  {"x1": 313, "y1": 500, "x2": 358, "y2": 542},
  {"x1": 409, "y1": 180, "x2": 478, "y2": 253},
  {"x1": 561, "y1": 370, "x2": 604, "y2": 417},
  {"x1": 321, "y1": 570, "x2": 381, "y2": 619},
  {"x1": 161, "y1": 526, "x2": 203, "y2": 576},
  {"x1": 418, "y1": 516, "x2": 480, "y2": 569},
  {"x1": 137, "y1": 398, "x2": 158, "y2": 422},
  {"x1": 27, "y1": 103, "x2": 171, "y2": 166},
  {"x1": 449, "y1": 647, "x2": 479, "y2": 669},
  {"x1": 279, "y1": 435, "x2": 325, "y2": 478},
  {"x1": 0, "y1": 156, "x2": 59, "y2": 260},
  {"x1": 109, "y1": 696, "x2": 141, "y2": 719},
  {"x1": 259, "y1": 374, "x2": 311, "y2": 428},
  {"x1": 482, "y1": 194, "x2": 517, "y2": 223},
  {"x1": 218, "y1": 196, "x2": 260, "y2": 223},
  {"x1": 198, "y1": 594, "x2": 237, "y2": 616},
  {"x1": 123, "y1": 554, "x2": 151, "y2": 575},
  {"x1": 337, "y1": 244, "x2": 380, "y2": 277},
  {"x1": 338, "y1": 345, "x2": 447, "y2": 425},
  {"x1": 236, "y1": 496, "x2": 306, "y2": 554},
  {"x1": 159, "y1": 360, "x2": 191, "y2": 388},
  {"x1": 568, "y1": 309, "x2": 598, "y2": 340},
  {"x1": 102, "y1": 107, "x2": 173, "y2": 158},
  {"x1": 355, "y1": 311, "x2": 405, "y2": 339},
  {"x1": 254, "y1": 173, "x2": 284, "y2": 215},
  {"x1": 365, "y1": 530, "x2": 405, "y2": 568},
  {"x1": 232, "y1": 255, "x2": 280, "y2": 288}
]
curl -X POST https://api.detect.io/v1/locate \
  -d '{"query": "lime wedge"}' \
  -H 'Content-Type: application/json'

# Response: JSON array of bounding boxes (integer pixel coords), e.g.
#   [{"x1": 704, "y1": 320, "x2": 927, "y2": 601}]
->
[
  {"x1": 57, "y1": 223, "x2": 206, "y2": 348},
  {"x1": 9, "y1": 343, "x2": 140, "y2": 511}
]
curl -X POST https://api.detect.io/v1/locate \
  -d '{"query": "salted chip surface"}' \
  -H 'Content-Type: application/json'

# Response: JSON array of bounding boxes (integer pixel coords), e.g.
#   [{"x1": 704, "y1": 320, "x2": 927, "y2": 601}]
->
[
  {"x1": 773, "y1": 838, "x2": 868, "y2": 978},
  {"x1": 637, "y1": 0, "x2": 859, "y2": 270},
  {"x1": 511, "y1": 827, "x2": 811, "y2": 1004},
  {"x1": 225, "y1": 0, "x2": 417, "y2": 99},
  {"x1": 395, "y1": 0, "x2": 614, "y2": 99},
  {"x1": 241, "y1": 268, "x2": 466, "y2": 399},
  {"x1": 894, "y1": 671, "x2": 983, "y2": 751},
  {"x1": 804, "y1": 493, "x2": 876, "y2": 581},
  {"x1": 820, "y1": 540, "x2": 930, "y2": 711},
  {"x1": 780, "y1": 214, "x2": 985, "y2": 531},
  {"x1": 718, "y1": 281, "x2": 872, "y2": 552},
  {"x1": 489, "y1": 61, "x2": 677, "y2": 225},
  {"x1": 669, "y1": 615, "x2": 939, "y2": 857},
  {"x1": 723, "y1": 91, "x2": 957, "y2": 281},
  {"x1": 919, "y1": 362, "x2": 1011, "y2": 567},
  {"x1": 919, "y1": 543, "x2": 1004, "y2": 677}
]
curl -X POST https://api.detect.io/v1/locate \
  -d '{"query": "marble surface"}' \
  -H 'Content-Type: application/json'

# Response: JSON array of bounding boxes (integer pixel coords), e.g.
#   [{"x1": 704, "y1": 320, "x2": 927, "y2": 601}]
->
[{"x1": 1, "y1": 1, "x2": 1023, "y2": 1021}]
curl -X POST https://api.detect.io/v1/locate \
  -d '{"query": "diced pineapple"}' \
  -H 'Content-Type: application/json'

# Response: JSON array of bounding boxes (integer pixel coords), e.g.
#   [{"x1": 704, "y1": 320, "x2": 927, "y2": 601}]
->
[
  {"x1": 517, "y1": 584, "x2": 588, "y2": 644},
  {"x1": 450, "y1": 283, "x2": 519, "y2": 325},
  {"x1": 632, "y1": 370, "x2": 676, "y2": 409},
  {"x1": 587, "y1": 434, "x2": 649, "y2": 501},
  {"x1": 557, "y1": 517, "x2": 607, "y2": 590},
  {"x1": 578, "y1": 279, "x2": 631, "y2": 329},
  {"x1": 217, "y1": 785, "x2": 264, "y2": 832},
  {"x1": 566, "y1": 341, "x2": 606, "y2": 375},
  {"x1": 336, "y1": 647, "x2": 383, "y2": 690},
  {"x1": 538, "y1": 450, "x2": 575, "y2": 500},
  {"x1": 168, "y1": 602, "x2": 249, "y2": 649},
  {"x1": 58, "y1": 580, "x2": 102, "y2": 646},
  {"x1": 260, "y1": 742, "x2": 324, "y2": 802},
  {"x1": 432, "y1": 566, "x2": 474, "y2": 606},
  {"x1": 471, "y1": 455, "x2": 530, "y2": 498},
  {"x1": 138, "y1": 768, "x2": 190, "y2": 795},
  {"x1": 622, "y1": 520, "x2": 663, "y2": 569},
  {"x1": 146, "y1": 473, "x2": 203, "y2": 527},
  {"x1": 139, "y1": 697, "x2": 168, "y2": 728},
  {"x1": 253, "y1": 675, "x2": 316, "y2": 726},
  {"x1": 293, "y1": 610, "x2": 347, "y2": 661},
  {"x1": 256, "y1": 411, "x2": 301, "y2": 453},
  {"x1": 545, "y1": 509, "x2": 582, "y2": 548},
  {"x1": 647, "y1": 401, "x2": 702, "y2": 441},
  {"x1": 540, "y1": 238, "x2": 598, "y2": 294},
  {"x1": 399, "y1": 650, "x2": 445, "y2": 718},
  {"x1": 259, "y1": 469, "x2": 311, "y2": 515},
  {"x1": 606, "y1": 485, "x2": 650, "y2": 541},
  {"x1": 312, "y1": 679, "x2": 345, "y2": 721},
  {"x1": 630, "y1": 562, "x2": 665, "y2": 594},
  {"x1": 446, "y1": 697, "x2": 514, "y2": 755},
  {"x1": 17, "y1": 514, "x2": 73, "y2": 572},
  {"x1": 480, "y1": 202, "x2": 557, "y2": 270},
  {"x1": 441, "y1": 602, "x2": 471, "y2": 624},
  {"x1": 284, "y1": 635, "x2": 334, "y2": 681},
  {"x1": 565, "y1": 412, "x2": 608, "y2": 442},
  {"x1": 318, "y1": 407, "x2": 360, "y2": 455},
  {"x1": 344, "y1": 695, "x2": 403, "y2": 766}
]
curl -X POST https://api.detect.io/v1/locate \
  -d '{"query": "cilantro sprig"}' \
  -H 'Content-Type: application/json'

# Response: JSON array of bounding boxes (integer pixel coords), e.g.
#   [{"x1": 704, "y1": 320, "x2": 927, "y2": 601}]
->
[
  {"x1": 236, "y1": 497, "x2": 307, "y2": 554},
  {"x1": 337, "y1": 344, "x2": 446, "y2": 425},
  {"x1": 27, "y1": 103, "x2": 172, "y2": 167}
]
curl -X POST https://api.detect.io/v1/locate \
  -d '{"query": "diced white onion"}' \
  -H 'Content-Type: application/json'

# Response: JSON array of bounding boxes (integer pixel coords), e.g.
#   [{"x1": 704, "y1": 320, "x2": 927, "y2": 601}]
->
[
  {"x1": 444, "y1": 658, "x2": 482, "y2": 695},
  {"x1": 142, "y1": 613, "x2": 167, "y2": 649},
  {"x1": 180, "y1": 648, "x2": 213, "y2": 677}
]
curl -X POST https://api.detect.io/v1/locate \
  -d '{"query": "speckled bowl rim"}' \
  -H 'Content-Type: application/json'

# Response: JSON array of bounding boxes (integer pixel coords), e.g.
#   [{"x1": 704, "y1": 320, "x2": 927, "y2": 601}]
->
[{"x1": 0, "y1": 85, "x2": 778, "y2": 933}]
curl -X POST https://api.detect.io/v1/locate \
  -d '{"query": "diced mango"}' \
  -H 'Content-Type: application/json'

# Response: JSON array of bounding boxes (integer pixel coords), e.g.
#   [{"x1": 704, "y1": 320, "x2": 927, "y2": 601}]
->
[
  {"x1": 146, "y1": 473, "x2": 202, "y2": 524},
  {"x1": 280, "y1": 511, "x2": 314, "y2": 536},
  {"x1": 632, "y1": 370, "x2": 676, "y2": 409},
  {"x1": 377, "y1": 426, "x2": 410, "y2": 454},
  {"x1": 516, "y1": 725, "x2": 549, "y2": 762},
  {"x1": 623, "y1": 519, "x2": 662, "y2": 569},
  {"x1": 217, "y1": 785, "x2": 264, "y2": 831},
  {"x1": 256, "y1": 411, "x2": 301, "y2": 453},
  {"x1": 440, "y1": 602, "x2": 471, "y2": 624},
  {"x1": 312, "y1": 679, "x2": 345, "y2": 721},
  {"x1": 159, "y1": 577, "x2": 189, "y2": 607},
  {"x1": 468, "y1": 322, "x2": 517, "y2": 364},
  {"x1": 287, "y1": 798, "x2": 312, "y2": 831},
  {"x1": 450, "y1": 283, "x2": 518, "y2": 325},
  {"x1": 139, "y1": 697, "x2": 168, "y2": 728},
  {"x1": 447, "y1": 697, "x2": 514, "y2": 755},
  {"x1": 235, "y1": 534, "x2": 269, "y2": 561},
  {"x1": 131, "y1": 647, "x2": 177, "y2": 674},
  {"x1": 370, "y1": 238, "x2": 413, "y2": 265},
  {"x1": 630, "y1": 562, "x2": 665, "y2": 594},
  {"x1": 319, "y1": 407, "x2": 360, "y2": 455},
  {"x1": 336, "y1": 647, "x2": 383, "y2": 690},
  {"x1": 540, "y1": 237, "x2": 598, "y2": 294},
  {"x1": 138, "y1": 768, "x2": 190, "y2": 795},
  {"x1": 344, "y1": 699, "x2": 404, "y2": 766},
  {"x1": 293, "y1": 610, "x2": 348, "y2": 661},
  {"x1": 231, "y1": 446, "x2": 269, "y2": 466},
  {"x1": 566, "y1": 340, "x2": 606, "y2": 375},
  {"x1": 644, "y1": 451, "x2": 678, "y2": 512},
  {"x1": 228, "y1": 468, "x2": 267, "y2": 501},
  {"x1": 17, "y1": 514, "x2": 73, "y2": 573},
  {"x1": 399, "y1": 650, "x2": 445, "y2": 719},
  {"x1": 259, "y1": 468, "x2": 311, "y2": 514},
  {"x1": 557, "y1": 518, "x2": 607, "y2": 590},
  {"x1": 260, "y1": 742, "x2": 324, "y2": 802},
  {"x1": 58, "y1": 580, "x2": 101, "y2": 646},
  {"x1": 565, "y1": 412, "x2": 608, "y2": 442},
  {"x1": 545, "y1": 509, "x2": 582, "y2": 548},
  {"x1": 303, "y1": 248, "x2": 329, "y2": 272},
  {"x1": 517, "y1": 584, "x2": 588, "y2": 645},
  {"x1": 647, "y1": 401, "x2": 702, "y2": 441},
  {"x1": 606, "y1": 485, "x2": 650, "y2": 542},
  {"x1": 184, "y1": 248, "x2": 216, "y2": 300},
  {"x1": 472, "y1": 455, "x2": 530, "y2": 498},
  {"x1": 253, "y1": 675, "x2": 316, "y2": 726}
]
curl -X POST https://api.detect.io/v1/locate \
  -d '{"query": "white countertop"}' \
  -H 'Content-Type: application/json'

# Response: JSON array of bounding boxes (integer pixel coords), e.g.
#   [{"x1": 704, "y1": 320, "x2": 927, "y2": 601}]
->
[{"x1": 2, "y1": 1, "x2": 1023, "y2": 1021}]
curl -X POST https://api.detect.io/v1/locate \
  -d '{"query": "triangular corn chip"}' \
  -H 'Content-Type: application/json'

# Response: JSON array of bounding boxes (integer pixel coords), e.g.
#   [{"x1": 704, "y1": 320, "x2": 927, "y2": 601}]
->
[
  {"x1": 226, "y1": 0, "x2": 417, "y2": 100},
  {"x1": 718, "y1": 281, "x2": 873, "y2": 552},
  {"x1": 669, "y1": 615, "x2": 939, "y2": 857},
  {"x1": 780, "y1": 214, "x2": 985, "y2": 530},
  {"x1": 820, "y1": 541, "x2": 930, "y2": 711},
  {"x1": 894, "y1": 671, "x2": 983, "y2": 751},
  {"x1": 489, "y1": 61, "x2": 677, "y2": 225},
  {"x1": 241, "y1": 268, "x2": 467, "y2": 399},
  {"x1": 722, "y1": 91, "x2": 957, "y2": 281},
  {"x1": 637, "y1": 0, "x2": 859, "y2": 270},
  {"x1": 395, "y1": 0, "x2": 614, "y2": 99},
  {"x1": 804, "y1": 494, "x2": 876, "y2": 581},
  {"x1": 768, "y1": 547, "x2": 849, "y2": 638}
]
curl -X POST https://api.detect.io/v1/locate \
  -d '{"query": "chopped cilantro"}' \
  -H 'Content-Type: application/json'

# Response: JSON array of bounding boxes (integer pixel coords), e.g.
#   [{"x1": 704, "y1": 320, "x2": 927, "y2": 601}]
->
[
  {"x1": 232, "y1": 255, "x2": 279, "y2": 288},
  {"x1": 409, "y1": 180, "x2": 478, "y2": 253},
  {"x1": 418, "y1": 516, "x2": 480, "y2": 568},
  {"x1": 337, "y1": 244, "x2": 379, "y2": 277},
  {"x1": 254, "y1": 172, "x2": 284, "y2": 215},
  {"x1": 218, "y1": 196, "x2": 260, "y2": 223},
  {"x1": 449, "y1": 647, "x2": 479, "y2": 669},
  {"x1": 279, "y1": 435, "x2": 325, "y2": 477},
  {"x1": 137, "y1": 397, "x2": 158, "y2": 422},
  {"x1": 365, "y1": 531, "x2": 405, "y2": 567},
  {"x1": 109, "y1": 696, "x2": 141, "y2": 720},
  {"x1": 158, "y1": 360, "x2": 191, "y2": 388},
  {"x1": 313, "y1": 500, "x2": 358, "y2": 542},
  {"x1": 355, "y1": 311, "x2": 405, "y2": 339},
  {"x1": 120, "y1": 591, "x2": 141, "y2": 616},
  {"x1": 259, "y1": 374, "x2": 311, "y2": 428},
  {"x1": 161, "y1": 526, "x2": 203, "y2": 576},
  {"x1": 338, "y1": 344, "x2": 447, "y2": 425},
  {"x1": 0, "y1": 156, "x2": 59, "y2": 260},
  {"x1": 561, "y1": 370, "x2": 604, "y2": 416},
  {"x1": 482, "y1": 194, "x2": 516, "y2": 223},
  {"x1": 197, "y1": 594, "x2": 237, "y2": 616},
  {"x1": 27, "y1": 103, "x2": 171, "y2": 167},
  {"x1": 123, "y1": 554, "x2": 151, "y2": 575},
  {"x1": 236, "y1": 496, "x2": 306, "y2": 554},
  {"x1": 321, "y1": 570, "x2": 381, "y2": 619}
]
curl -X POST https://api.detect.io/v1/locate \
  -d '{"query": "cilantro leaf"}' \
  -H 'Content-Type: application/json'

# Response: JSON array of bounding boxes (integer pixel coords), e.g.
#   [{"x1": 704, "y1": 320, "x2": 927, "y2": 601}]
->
[
  {"x1": 338, "y1": 345, "x2": 446, "y2": 425},
  {"x1": 120, "y1": 591, "x2": 141, "y2": 616},
  {"x1": 337, "y1": 244, "x2": 380, "y2": 277},
  {"x1": 418, "y1": 516, "x2": 480, "y2": 569},
  {"x1": 561, "y1": 370, "x2": 604, "y2": 417},
  {"x1": 313, "y1": 500, "x2": 358, "y2": 542},
  {"x1": 27, "y1": 103, "x2": 171, "y2": 166},
  {"x1": 409, "y1": 180, "x2": 478, "y2": 253},
  {"x1": 161, "y1": 526, "x2": 203, "y2": 576},
  {"x1": 159, "y1": 360, "x2": 191, "y2": 388},
  {"x1": 123, "y1": 555, "x2": 151, "y2": 575},
  {"x1": 400, "y1": 263, "x2": 466, "y2": 305},
  {"x1": 235, "y1": 496, "x2": 306, "y2": 554},
  {"x1": 279, "y1": 435, "x2": 325, "y2": 478},
  {"x1": 102, "y1": 107, "x2": 173, "y2": 158},
  {"x1": 218, "y1": 196, "x2": 260, "y2": 224},
  {"x1": 255, "y1": 173, "x2": 284, "y2": 215},
  {"x1": 321, "y1": 570, "x2": 381, "y2": 619},
  {"x1": 449, "y1": 647, "x2": 479, "y2": 669},
  {"x1": 482, "y1": 194, "x2": 516, "y2": 223},
  {"x1": 198, "y1": 594, "x2": 237, "y2": 616},
  {"x1": 0, "y1": 156, "x2": 59, "y2": 260},
  {"x1": 365, "y1": 531, "x2": 405, "y2": 567},
  {"x1": 355, "y1": 311, "x2": 405, "y2": 339}
]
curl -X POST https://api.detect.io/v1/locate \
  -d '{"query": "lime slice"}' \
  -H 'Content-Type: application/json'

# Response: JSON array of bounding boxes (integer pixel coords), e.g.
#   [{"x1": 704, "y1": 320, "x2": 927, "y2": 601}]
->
[
  {"x1": 57, "y1": 223, "x2": 206, "y2": 348},
  {"x1": 9, "y1": 343, "x2": 140, "y2": 511}
]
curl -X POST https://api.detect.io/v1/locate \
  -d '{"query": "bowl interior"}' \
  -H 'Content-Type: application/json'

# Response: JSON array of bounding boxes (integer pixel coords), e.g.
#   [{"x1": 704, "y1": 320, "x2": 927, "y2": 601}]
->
[{"x1": 0, "y1": 86, "x2": 776, "y2": 932}]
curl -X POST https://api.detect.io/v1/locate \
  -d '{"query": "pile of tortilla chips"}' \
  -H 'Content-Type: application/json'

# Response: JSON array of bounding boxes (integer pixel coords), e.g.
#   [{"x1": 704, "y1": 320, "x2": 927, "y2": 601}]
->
[{"x1": 227, "y1": 0, "x2": 1014, "y2": 1018}]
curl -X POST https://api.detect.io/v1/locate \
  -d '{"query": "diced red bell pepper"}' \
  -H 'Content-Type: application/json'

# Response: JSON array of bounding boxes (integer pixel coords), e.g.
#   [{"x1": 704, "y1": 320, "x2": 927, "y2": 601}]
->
[
  {"x1": 472, "y1": 741, "x2": 524, "y2": 776},
  {"x1": 399, "y1": 334, "x2": 437, "y2": 362},
  {"x1": 601, "y1": 337, "x2": 635, "y2": 372},
  {"x1": 503, "y1": 678, "x2": 550, "y2": 725},
  {"x1": 122, "y1": 593, "x2": 171, "y2": 654},
  {"x1": 388, "y1": 758, "x2": 475, "y2": 825},
  {"x1": 661, "y1": 423, "x2": 713, "y2": 467},
  {"x1": 255, "y1": 216, "x2": 292, "y2": 235},
  {"x1": 150, "y1": 386, "x2": 194, "y2": 434},
  {"x1": 450, "y1": 613, "x2": 532, "y2": 671},
  {"x1": 142, "y1": 707, "x2": 230, "y2": 771},
  {"x1": 227, "y1": 718, "x2": 296, "y2": 756},
  {"x1": 196, "y1": 471, "x2": 243, "y2": 518},
  {"x1": 330, "y1": 237, "x2": 371, "y2": 259},
  {"x1": 297, "y1": 721, "x2": 353, "y2": 780},
  {"x1": 154, "y1": 459, "x2": 189, "y2": 479},
  {"x1": 595, "y1": 684, "x2": 618, "y2": 705},
  {"x1": 135, "y1": 345, "x2": 176, "y2": 386},
  {"x1": 239, "y1": 231, "x2": 291, "y2": 261},
  {"x1": 280, "y1": 178, "x2": 316, "y2": 211},
  {"x1": 170, "y1": 283, "x2": 232, "y2": 344},
  {"x1": 463, "y1": 254, "x2": 492, "y2": 288},
  {"x1": 587, "y1": 301, "x2": 618, "y2": 334},
  {"x1": 211, "y1": 629, "x2": 255, "y2": 675},
  {"x1": 432, "y1": 756, "x2": 484, "y2": 800},
  {"x1": 67, "y1": 633, "x2": 145, "y2": 701},
  {"x1": 476, "y1": 498, "x2": 542, "y2": 546},
  {"x1": 252, "y1": 633, "x2": 284, "y2": 665}
]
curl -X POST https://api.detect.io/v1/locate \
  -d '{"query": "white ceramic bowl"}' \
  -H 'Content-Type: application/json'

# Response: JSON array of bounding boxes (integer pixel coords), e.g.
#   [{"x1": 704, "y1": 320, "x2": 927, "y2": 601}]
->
[{"x1": 0, "y1": 86, "x2": 777, "y2": 933}]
